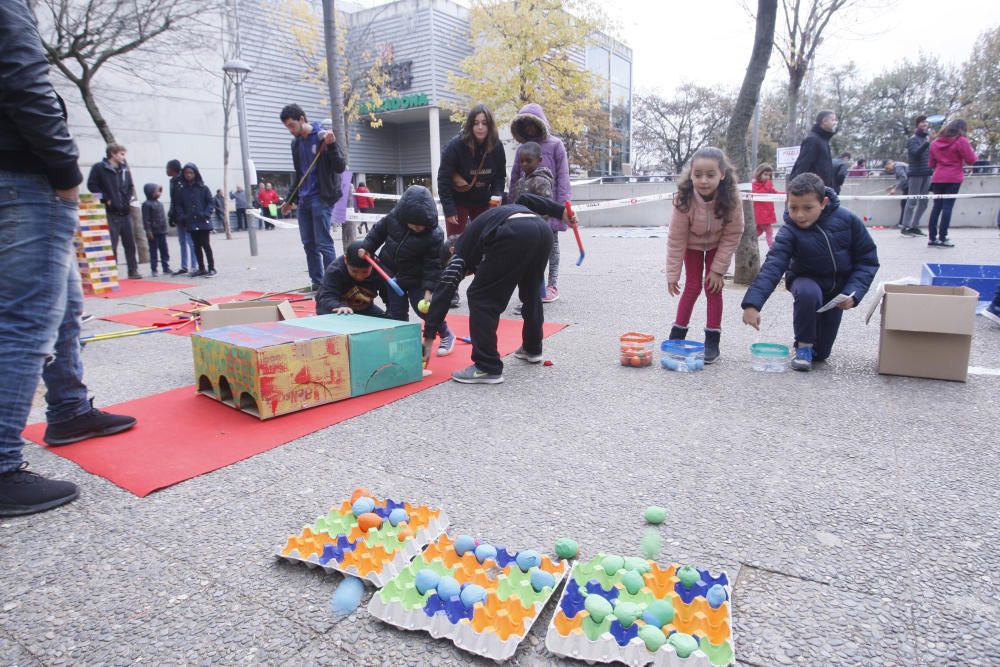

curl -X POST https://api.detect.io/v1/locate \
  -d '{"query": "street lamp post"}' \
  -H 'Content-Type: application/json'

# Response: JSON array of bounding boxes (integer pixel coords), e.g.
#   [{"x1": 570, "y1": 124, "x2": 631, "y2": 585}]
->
[{"x1": 223, "y1": 59, "x2": 258, "y2": 257}]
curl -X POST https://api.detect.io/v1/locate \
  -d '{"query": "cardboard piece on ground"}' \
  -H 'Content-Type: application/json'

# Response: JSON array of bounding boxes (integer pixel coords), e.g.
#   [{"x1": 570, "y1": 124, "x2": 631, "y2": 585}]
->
[
  {"x1": 24, "y1": 316, "x2": 568, "y2": 496},
  {"x1": 292, "y1": 314, "x2": 422, "y2": 397},
  {"x1": 876, "y1": 284, "x2": 978, "y2": 382},
  {"x1": 199, "y1": 299, "x2": 297, "y2": 330},
  {"x1": 192, "y1": 321, "x2": 351, "y2": 419}
]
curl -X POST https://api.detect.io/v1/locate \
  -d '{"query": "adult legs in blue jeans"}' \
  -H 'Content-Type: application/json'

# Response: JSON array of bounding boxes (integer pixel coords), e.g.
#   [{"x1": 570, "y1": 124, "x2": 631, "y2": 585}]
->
[
  {"x1": 927, "y1": 182, "x2": 961, "y2": 242},
  {"x1": 386, "y1": 286, "x2": 451, "y2": 338},
  {"x1": 176, "y1": 225, "x2": 196, "y2": 271},
  {"x1": 297, "y1": 197, "x2": 336, "y2": 285},
  {"x1": 791, "y1": 277, "x2": 844, "y2": 361},
  {"x1": 0, "y1": 172, "x2": 91, "y2": 473}
]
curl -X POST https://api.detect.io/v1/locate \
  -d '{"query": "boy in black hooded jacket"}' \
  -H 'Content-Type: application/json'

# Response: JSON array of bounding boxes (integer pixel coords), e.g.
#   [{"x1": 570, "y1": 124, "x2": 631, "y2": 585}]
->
[
  {"x1": 141, "y1": 183, "x2": 171, "y2": 276},
  {"x1": 359, "y1": 186, "x2": 455, "y2": 355}
]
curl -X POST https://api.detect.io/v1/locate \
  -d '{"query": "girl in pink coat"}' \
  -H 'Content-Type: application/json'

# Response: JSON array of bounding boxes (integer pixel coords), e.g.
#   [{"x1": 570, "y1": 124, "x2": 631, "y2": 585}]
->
[
  {"x1": 665, "y1": 147, "x2": 745, "y2": 363},
  {"x1": 927, "y1": 119, "x2": 978, "y2": 247}
]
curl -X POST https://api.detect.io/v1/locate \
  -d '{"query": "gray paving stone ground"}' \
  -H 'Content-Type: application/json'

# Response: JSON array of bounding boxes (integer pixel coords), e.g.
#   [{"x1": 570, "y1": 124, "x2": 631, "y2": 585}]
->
[{"x1": 2, "y1": 222, "x2": 998, "y2": 666}]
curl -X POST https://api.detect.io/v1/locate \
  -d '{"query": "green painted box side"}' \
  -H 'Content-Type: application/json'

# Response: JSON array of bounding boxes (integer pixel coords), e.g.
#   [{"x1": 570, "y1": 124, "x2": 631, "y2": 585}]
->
[{"x1": 293, "y1": 315, "x2": 422, "y2": 396}]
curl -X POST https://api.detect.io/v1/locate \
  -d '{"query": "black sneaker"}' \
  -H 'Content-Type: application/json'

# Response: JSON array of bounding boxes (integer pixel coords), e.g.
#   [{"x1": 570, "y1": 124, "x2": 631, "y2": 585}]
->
[
  {"x1": 201, "y1": 269, "x2": 217, "y2": 278},
  {"x1": 43, "y1": 402, "x2": 137, "y2": 446},
  {"x1": 910, "y1": 227, "x2": 926, "y2": 236},
  {"x1": 0, "y1": 463, "x2": 79, "y2": 517},
  {"x1": 938, "y1": 238, "x2": 954, "y2": 247},
  {"x1": 80, "y1": 313, "x2": 96, "y2": 325},
  {"x1": 189, "y1": 269, "x2": 207, "y2": 278},
  {"x1": 172, "y1": 268, "x2": 188, "y2": 276},
  {"x1": 450, "y1": 293, "x2": 461, "y2": 309},
  {"x1": 127, "y1": 272, "x2": 144, "y2": 280},
  {"x1": 901, "y1": 228, "x2": 920, "y2": 237}
]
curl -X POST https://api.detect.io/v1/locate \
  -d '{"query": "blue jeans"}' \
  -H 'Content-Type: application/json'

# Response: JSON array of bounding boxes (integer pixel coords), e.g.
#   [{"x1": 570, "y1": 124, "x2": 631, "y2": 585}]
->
[
  {"x1": 0, "y1": 171, "x2": 91, "y2": 473},
  {"x1": 149, "y1": 233, "x2": 170, "y2": 272},
  {"x1": 791, "y1": 277, "x2": 844, "y2": 361},
  {"x1": 386, "y1": 285, "x2": 451, "y2": 339},
  {"x1": 176, "y1": 225, "x2": 196, "y2": 270},
  {"x1": 297, "y1": 197, "x2": 336, "y2": 285}
]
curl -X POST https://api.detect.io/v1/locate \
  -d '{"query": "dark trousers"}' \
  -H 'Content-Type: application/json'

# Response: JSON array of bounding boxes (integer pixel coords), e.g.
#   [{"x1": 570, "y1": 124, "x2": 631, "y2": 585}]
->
[
  {"x1": 928, "y1": 182, "x2": 961, "y2": 241},
  {"x1": 356, "y1": 303, "x2": 386, "y2": 318},
  {"x1": 235, "y1": 208, "x2": 247, "y2": 230},
  {"x1": 107, "y1": 211, "x2": 138, "y2": 275},
  {"x1": 387, "y1": 285, "x2": 450, "y2": 338},
  {"x1": 897, "y1": 197, "x2": 906, "y2": 227},
  {"x1": 190, "y1": 229, "x2": 214, "y2": 272},
  {"x1": 148, "y1": 233, "x2": 170, "y2": 272},
  {"x1": 467, "y1": 215, "x2": 553, "y2": 375},
  {"x1": 791, "y1": 277, "x2": 844, "y2": 361}
]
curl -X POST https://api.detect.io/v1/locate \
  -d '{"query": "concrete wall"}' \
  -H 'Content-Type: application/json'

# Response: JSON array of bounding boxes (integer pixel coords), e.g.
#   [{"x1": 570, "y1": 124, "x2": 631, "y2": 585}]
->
[{"x1": 572, "y1": 177, "x2": 1000, "y2": 228}]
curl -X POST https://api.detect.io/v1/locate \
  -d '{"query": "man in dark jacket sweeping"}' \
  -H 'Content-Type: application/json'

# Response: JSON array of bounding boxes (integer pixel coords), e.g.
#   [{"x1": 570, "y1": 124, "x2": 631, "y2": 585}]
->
[
  {"x1": 87, "y1": 143, "x2": 141, "y2": 278},
  {"x1": 741, "y1": 174, "x2": 879, "y2": 372},
  {"x1": 0, "y1": 0, "x2": 136, "y2": 517},
  {"x1": 789, "y1": 111, "x2": 838, "y2": 189},
  {"x1": 278, "y1": 104, "x2": 347, "y2": 289}
]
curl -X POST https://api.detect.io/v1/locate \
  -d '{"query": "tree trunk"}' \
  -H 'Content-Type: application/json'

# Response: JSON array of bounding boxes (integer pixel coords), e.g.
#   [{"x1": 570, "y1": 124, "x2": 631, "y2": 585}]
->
[
  {"x1": 323, "y1": 0, "x2": 355, "y2": 248},
  {"x1": 784, "y1": 68, "x2": 805, "y2": 146},
  {"x1": 78, "y1": 78, "x2": 115, "y2": 145},
  {"x1": 726, "y1": 0, "x2": 778, "y2": 286}
]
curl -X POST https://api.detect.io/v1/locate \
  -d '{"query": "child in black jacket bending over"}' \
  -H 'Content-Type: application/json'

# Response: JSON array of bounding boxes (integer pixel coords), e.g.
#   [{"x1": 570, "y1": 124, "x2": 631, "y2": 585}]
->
[
  {"x1": 316, "y1": 241, "x2": 388, "y2": 316},
  {"x1": 360, "y1": 186, "x2": 456, "y2": 356},
  {"x1": 424, "y1": 193, "x2": 575, "y2": 384}
]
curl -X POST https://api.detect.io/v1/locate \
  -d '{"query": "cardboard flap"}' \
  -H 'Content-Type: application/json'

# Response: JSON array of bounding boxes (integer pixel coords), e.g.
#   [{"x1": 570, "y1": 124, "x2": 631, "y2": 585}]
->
[
  {"x1": 200, "y1": 300, "x2": 297, "y2": 330},
  {"x1": 883, "y1": 291, "x2": 977, "y2": 335}
]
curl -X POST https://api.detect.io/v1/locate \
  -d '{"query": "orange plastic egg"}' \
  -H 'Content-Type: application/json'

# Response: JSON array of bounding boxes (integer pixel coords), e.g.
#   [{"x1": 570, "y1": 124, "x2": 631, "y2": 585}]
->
[
  {"x1": 630, "y1": 356, "x2": 643, "y2": 367},
  {"x1": 350, "y1": 487, "x2": 372, "y2": 503},
  {"x1": 397, "y1": 524, "x2": 414, "y2": 541},
  {"x1": 621, "y1": 355, "x2": 630, "y2": 366},
  {"x1": 357, "y1": 512, "x2": 382, "y2": 533}
]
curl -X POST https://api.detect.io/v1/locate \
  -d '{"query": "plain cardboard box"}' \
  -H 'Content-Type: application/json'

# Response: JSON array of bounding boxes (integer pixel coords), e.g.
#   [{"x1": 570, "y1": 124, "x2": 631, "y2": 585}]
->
[
  {"x1": 191, "y1": 321, "x2": 350, "y2": 419},
  {"x1": 877, "y1": 284, "x2": 978, "y2": 382},
  {"x1": 199, "y1": 300, "x2": 296, "y2": 330},
  {"x1": 292, "y1": 314, "x2": 422, "y2": 397}
]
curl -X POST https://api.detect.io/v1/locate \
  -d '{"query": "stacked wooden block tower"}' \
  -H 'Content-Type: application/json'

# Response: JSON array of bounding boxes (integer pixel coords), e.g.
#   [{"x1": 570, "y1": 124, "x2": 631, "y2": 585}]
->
[{"x1": 75, "y1": 193, "x2": 119, "y2": 295}]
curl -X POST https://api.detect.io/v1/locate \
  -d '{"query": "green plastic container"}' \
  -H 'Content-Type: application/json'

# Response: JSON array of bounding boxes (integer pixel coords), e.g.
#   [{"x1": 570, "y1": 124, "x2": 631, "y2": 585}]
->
[{"x1": 750, "y1": 342, "x2": 790, "y2": 372}]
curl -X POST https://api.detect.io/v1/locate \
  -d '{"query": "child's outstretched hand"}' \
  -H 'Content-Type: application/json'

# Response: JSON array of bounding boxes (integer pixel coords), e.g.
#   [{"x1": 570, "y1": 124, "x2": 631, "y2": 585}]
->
[
  {"x1": 333, "y1": 307, "x2": 354, "y2": 315},
  {"x1": 742, "y1": 307, "x2": 761, "y2": 330},
  {"x1": 837, "y1": 296, "x2": 856, "y2": 310},
  {"x1": 668, "y1": 282, "x2": 681, "y2": 297},
  {"x1": 705, "y1": 271, "x2": 724, "y2": 294}
]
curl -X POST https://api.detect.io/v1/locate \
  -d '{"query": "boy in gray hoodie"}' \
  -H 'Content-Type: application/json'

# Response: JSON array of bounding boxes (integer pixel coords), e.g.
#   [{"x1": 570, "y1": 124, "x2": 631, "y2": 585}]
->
[{"x1": 141, "y1": 183, "x2": 171, "y2": 276}]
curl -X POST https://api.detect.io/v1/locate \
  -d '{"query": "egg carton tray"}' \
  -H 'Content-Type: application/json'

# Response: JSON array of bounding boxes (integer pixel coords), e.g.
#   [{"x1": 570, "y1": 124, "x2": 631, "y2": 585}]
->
[
  {"x1": 544, "y1": 556, "x2": 735, "y2": 667},
  {"x1": 368, "y1": 533, "x2": 569, "y2": 662},
  {"x1": 276, "y1": 496, "x2": 449, "y2": 587}
]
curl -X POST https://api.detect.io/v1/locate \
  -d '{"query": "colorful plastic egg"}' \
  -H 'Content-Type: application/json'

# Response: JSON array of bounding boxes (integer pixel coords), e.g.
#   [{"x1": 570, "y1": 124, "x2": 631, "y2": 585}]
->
[
  {"x1": 454, "y1": 535, "x2": 477, "y2": 556},
  {"x1": 414, "y1": 569, "x2": 440, "y2": 595},
  {"x1": 352, "y1": 496, "x2": 375, "y2": 517},
  {"x1": 387, "y1": 508, "x2": 408, "y2": 526},
  {"x1": 356, "y1": 512, "x2": 382, "y2": 533}
]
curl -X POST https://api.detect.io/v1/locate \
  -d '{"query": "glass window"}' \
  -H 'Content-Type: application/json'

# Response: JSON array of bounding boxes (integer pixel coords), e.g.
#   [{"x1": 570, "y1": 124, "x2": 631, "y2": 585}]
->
[
  {"x1": 366, "y1": 174, "x2": 398, "y2": 195},
  {"x1": 611, "y1": 54, "x2": 631, "y2": 90},
  {"x1": 403, "y1": 175, "x2": 431, "y2": 190},
  {"x1": 587, "y1": 45, "x2": 609, "y2": 79}
]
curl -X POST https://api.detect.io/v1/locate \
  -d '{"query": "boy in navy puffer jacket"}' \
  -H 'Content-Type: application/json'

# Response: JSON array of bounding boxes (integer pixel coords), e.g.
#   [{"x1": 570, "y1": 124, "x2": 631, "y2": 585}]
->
[{"x1": 741, "y1": 173, "x2": 880, "y2": 371}]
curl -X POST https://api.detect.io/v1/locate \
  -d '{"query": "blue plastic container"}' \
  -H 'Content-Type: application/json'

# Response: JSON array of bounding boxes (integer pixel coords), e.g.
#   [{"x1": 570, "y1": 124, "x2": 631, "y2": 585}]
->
[
  {"x1": 660, "y1": 340, "x2": 705, "y2": 372},
  {"x1": 921, "y1": 263, "x2": 1000, "y2": 302}
]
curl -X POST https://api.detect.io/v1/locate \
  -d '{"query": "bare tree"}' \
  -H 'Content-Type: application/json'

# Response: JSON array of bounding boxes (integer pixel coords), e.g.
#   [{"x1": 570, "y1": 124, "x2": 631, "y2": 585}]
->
[
  {"x1": 632, "y1": 85, "x2": 734, "y2": 174},
  {"x1": 36, "y1": 0, "x2": 207, "y2": 144},
  {"x1": 773, "y1": 0, "x2": 855, "y2": 144},
  {"x1": 726, "y1": 0, "x2": 778, "y2": 285}
]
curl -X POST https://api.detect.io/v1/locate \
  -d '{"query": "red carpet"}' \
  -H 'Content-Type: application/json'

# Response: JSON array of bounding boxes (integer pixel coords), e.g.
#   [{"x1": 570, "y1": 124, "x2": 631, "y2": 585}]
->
[
  {"x1": 99, "y1": 291, "x2": 317, "y2": 336},
  {"x1": 89, "y1": 279, "x2": 189, "y2": 299},
  {"x1": 24, "y1": 316, "x2": 567, "y2": 496}
]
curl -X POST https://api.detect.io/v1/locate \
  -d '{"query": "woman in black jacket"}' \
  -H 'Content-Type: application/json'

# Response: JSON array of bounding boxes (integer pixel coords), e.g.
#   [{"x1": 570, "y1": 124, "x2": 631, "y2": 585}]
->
[
  {"x1": 175, "y1": 163, "x2": 216, "y2": 277},
  {"x1": 436, "y1": 104, "x2": 506, "y2": 237}
]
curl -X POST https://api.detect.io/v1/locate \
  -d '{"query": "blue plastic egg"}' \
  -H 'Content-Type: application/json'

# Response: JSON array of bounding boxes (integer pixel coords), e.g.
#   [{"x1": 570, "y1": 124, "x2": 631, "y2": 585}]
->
[
  {"x1": 706, "y1": 583, "x2": 728, "y2": 608},
  {"x1": 351, "y1": 497, "x2": 375, "y2": 517},
  {"x1": 330, "y1": 576, "x2": 365, "y2": 614},
  {"x1": 530, "y1": 569, "x2": 555, "y2": 592},
  {"x1": 515, "y1": 549, "x2": 542, "y2": 572},
  {"x1": 436, "y1": 576, "x2": 461, "y2": 601},
  {"x1": 686, "y1": 356, "x2": 700, "y2": 371},
  {"x1": 474, "y1": 543, "x2": 498, "y2": 564},
  {"x1": 414, "y1": 569, "x2": 440, "y2": 595},
  {"x1": 387, "y1": 508, "x2": 409, "y2": 526},
  {"x1": 454, "y1": 535, "x2": 477, "y2": 556},
  {"x1": 661, "y1": 357, "x2": 680, "y2": 370},
  {"x1": 460, "y1": 583, "x2": 487, "y2": 608}
]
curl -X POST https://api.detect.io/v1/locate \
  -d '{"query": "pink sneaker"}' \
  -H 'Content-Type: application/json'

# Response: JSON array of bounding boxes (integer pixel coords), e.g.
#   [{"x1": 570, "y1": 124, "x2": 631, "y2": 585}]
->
[{"x1": 542, "y1": 286, "x2": 559, "y2": 303}]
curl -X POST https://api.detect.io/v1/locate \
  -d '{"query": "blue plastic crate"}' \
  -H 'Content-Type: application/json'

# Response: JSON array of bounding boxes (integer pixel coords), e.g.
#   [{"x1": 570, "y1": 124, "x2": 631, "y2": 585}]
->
[{"x1": 921, "y1": 263, "x2": 1000, "y2": 301}]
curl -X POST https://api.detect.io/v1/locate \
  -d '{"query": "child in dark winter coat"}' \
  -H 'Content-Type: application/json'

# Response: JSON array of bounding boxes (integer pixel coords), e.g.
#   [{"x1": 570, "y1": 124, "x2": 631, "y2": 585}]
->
[
  {"x1": 316, "y1": 241, "x2": 388, "y2": 316},
  {"x1": 141, "y1": 184, "x2": 171, "y2": 276},
  {"x1": 360, "y1": 185, "x2": 455, "y2": 355},
  {"x1": 741, "y1": 173, "x2": 880, "y2": 372},
  {"x1": 510, "y1": 142, "x2": 555, "y2": 315},
  {"x1": 175, "y1": 163, "x2": 216, "y2": 277}
]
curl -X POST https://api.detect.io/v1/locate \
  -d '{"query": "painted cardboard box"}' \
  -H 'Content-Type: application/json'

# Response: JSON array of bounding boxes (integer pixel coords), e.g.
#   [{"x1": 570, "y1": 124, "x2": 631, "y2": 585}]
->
[
  {"x1": 192, "y1": 322, "x2": 350, "y2": 419},
  {"x1": 293, "y1": 315, "x2": 422, "y2": 397}
]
